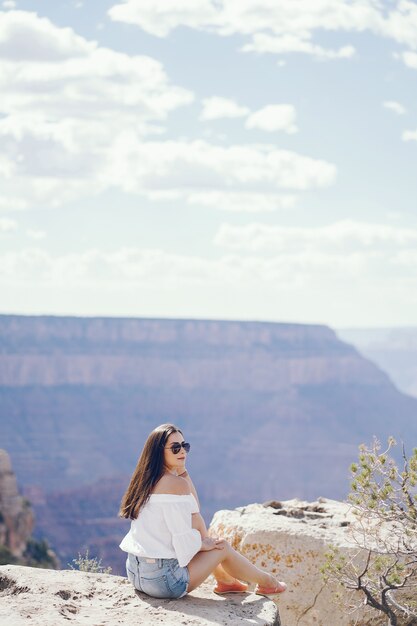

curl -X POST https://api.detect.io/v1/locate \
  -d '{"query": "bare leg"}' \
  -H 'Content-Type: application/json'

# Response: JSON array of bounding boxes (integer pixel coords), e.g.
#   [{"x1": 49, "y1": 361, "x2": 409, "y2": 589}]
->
[
  {"x1": 212, "y1": 564, "x2": 236, "y2": 584},
  {"x1": 187, "y1": 541, "x2": 279, "y2": 593},
  {"x1": 192, "y1": 514, "x2": 237, "y2": 584}
]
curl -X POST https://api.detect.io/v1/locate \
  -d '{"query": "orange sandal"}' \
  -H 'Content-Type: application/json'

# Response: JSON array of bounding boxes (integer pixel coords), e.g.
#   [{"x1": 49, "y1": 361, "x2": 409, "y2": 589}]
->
[
  {"x1": 255, "y1": 581, "x2": 287, "y2": 596},
  {"x1": 214, "y1": 580, "x2": 249, "y2": 595}
]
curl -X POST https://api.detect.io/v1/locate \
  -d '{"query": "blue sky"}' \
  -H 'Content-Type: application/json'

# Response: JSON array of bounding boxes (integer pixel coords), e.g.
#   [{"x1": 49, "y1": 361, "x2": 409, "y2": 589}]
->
[{"x1": 0, "y1": 0, "x2": 417, "y2": 327}]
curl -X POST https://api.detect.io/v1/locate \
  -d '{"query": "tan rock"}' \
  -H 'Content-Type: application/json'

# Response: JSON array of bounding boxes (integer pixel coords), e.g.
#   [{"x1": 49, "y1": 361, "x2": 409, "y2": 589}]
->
[
  {"x1": 0, "y1": 450, "x2": 34, "y2": 557},
  {"x1": 0, "y1": 564, "x2": 280, "y2": 625},
  {"x1": 209, "y1": 497, "x2": 385, "y2": 626}
]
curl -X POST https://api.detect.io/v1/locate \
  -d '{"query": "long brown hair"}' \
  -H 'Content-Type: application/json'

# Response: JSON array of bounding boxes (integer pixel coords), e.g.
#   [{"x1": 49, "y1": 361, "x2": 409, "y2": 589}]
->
[{"x1": 119, "y1": 423, "x2": 183, "y2": 519}]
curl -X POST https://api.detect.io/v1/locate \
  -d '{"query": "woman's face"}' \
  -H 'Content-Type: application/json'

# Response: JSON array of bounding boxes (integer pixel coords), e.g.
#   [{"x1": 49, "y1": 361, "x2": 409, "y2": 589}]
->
[{"x1": 163, "y1": 431, "x2": 188, "y2": 475}]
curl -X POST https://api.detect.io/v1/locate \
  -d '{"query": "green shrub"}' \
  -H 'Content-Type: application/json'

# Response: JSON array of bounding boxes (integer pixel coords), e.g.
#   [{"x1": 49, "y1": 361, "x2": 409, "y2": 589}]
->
[
  {"x1": 322, "y1": 437, "x2": 417, "y2": 626},
  {"x1": 68, "y1": 549, "x2": 112, "y2": 574}
]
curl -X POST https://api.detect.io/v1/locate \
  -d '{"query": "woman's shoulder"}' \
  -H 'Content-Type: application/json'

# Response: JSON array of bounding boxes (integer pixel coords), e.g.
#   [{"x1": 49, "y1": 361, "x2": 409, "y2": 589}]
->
[{"x1": 151, "y1": 473, "x2": 191, "y2": 496}]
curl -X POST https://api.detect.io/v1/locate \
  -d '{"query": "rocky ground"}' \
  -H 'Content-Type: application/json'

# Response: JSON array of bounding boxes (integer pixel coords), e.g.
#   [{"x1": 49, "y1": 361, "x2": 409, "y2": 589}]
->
[{"x1": 0, "y1": 564, "x2": 280, "y2": 626}]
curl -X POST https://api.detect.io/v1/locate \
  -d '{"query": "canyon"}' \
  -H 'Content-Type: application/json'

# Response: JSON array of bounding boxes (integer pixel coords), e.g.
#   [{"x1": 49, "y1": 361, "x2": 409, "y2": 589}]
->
[
  {"x1": 337, "y1": 327, "x2": 417, "y2": 398},
  {"x1": 1, "y1": 314, "x2": 416, "y2": 574}
]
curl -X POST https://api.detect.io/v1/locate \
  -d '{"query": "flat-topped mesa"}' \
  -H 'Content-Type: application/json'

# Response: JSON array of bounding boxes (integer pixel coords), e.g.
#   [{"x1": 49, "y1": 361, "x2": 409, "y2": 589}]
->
[
  {"x1": 0, "y1": 450, "x2": 34, "y2": 557},
  {"x1": 0, "y1": 314, "x2": 388, "y2": 388}
]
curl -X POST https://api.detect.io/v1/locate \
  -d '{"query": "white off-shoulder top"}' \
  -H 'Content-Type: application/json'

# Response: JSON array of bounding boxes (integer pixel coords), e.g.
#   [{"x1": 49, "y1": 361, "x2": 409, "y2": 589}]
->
[{"x1": 119, "y1": 493, "x2": 202, "y2": 567}]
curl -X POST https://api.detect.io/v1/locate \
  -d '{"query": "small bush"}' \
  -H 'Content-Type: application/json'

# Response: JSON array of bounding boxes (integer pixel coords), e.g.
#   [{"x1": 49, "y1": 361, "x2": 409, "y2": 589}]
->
[
  {"x1": 68, "y1": 549, "x2": 112, "y2": 574},
  {"x1": 323, "y1": 437, "x2": 417, "y2": 626}
]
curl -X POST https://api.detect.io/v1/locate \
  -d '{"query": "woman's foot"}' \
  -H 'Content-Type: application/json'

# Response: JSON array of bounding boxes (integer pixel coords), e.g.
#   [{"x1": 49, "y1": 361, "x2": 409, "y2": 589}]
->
[
  {"x1": 214, "y1": 579, "x2": 249, "y2": 595},
  {"x1": 255, "y1": 574, "x2": 287, "y2": 596}
]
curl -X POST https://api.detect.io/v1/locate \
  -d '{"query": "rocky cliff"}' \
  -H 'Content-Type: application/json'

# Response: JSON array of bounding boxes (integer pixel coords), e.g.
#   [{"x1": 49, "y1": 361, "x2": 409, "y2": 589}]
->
[
  {"x1": 0, "y1": 450, "x2": 34, "y2": 561},
  {"x1": 0, "y1": 450, "x2": 58, "y2": 569}
]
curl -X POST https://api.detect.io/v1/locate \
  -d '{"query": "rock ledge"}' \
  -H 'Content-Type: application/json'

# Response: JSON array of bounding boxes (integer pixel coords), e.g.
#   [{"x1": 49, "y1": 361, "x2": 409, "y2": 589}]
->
[{"x1": 0, "y1": 564, "x2": 280, "y2": 625}]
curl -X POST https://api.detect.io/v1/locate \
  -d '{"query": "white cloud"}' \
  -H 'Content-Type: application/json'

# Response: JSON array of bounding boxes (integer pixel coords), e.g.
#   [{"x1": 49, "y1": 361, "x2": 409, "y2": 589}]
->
[
  {"x1": 400, "y1": 51, "x2": 417, "y2": 68},
  {"x1": 0, "y1": 153, "x2": 16, "y2": 178},
  {"x1": 185, "y1": 191, "x2": 296, "y2": 212},
  {"x1": 108, "y1": 0, "x2": 417, "y2": 60},
  {"x1": 2, "y1": 1, "x2": 16, "y2": 9},
  {"x1": 108, "y1": 0, "x2": 417, "y2": 67},
  {"x1": 1, "y1": 225, "x2": 416, "y2": 307},
  {"x1": 0, "y1": 10, "x2": 95, "y2": 61},
  {"x1": 0, "y1": 197, "x2": 28, "y2": 211},
  {"x1": 213, "y1": 220, "x2": 417, "y2": 254},
  {"x1": 241, "y1": 35, "x2": 355, "y2": 60},
  {"x1": 5, "y1": 219, "x2": 406, "y2": 291},
  {"x1": 26, "y1": 229, "x2": 46, "y2": 240},
  {"x1": 0, "y1": 10, "x2": 337, "y2": 211},
  {"x1": 2, "y1": 220, "x2": 417, "y2": 324},
  {"x1": 379, "y1": 1, "x2": 417, "y2": 50},
  {"x1": 0, "y1": 217, "x2": 17, "y2": 232},
  {"x1": 108, "y1": 0, "x2": 218, "y2": 38},
  {"x1": 402, "y1": 129, "x2": 417, "y2": 141},
  {"x1": 200, "y1": 96, "x2": 250, "y2": 120},
  {"x1": 383, "y1": 100, "x2": 406, "y2": 115},
  {"x1": 0, "y1": 245, "x2": 374, "y2": 289},
  {"x1": 0, "y1": 246, "x2": 239, "y2": 287},
  {"x1": 0, "y1": 10, "x2": 195, "y2": 208},
  {"x1": 106, "y1": 138, "x2": 336, "y2": 194},
  {"x1": 245, "y1": 104, "x2": 297, "y2": 134},
  {"x1": 200, "y1": 98, "x2": 299, "y2": 136},
  {"x1": 392, "y1": 249, "x2": 417, "y2": 267},
  {"x1": 138, "y1": 188, "x2": 296, "y2": 212},
  {"x1": 108, "y1": 0, "x2": 363, "y2": 40}
]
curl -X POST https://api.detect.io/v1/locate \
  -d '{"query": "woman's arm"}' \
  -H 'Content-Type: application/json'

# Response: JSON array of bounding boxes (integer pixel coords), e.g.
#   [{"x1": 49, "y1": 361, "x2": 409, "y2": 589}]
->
[
  {"x1": 178, "y1": 469, "x2": 209, "y2": 539},
  {"x1": 178, "y1": 469, "x2": 200, "y2": 509},
  {"x1": 192, "y1": 512, "x2": 209, "y2": 538}
]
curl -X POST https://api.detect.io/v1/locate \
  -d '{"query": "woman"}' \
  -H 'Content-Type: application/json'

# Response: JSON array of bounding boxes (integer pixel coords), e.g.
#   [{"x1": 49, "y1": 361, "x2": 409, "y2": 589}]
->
[{"x1": 119, "y1": 423, "x2": 287, "y2": 600}]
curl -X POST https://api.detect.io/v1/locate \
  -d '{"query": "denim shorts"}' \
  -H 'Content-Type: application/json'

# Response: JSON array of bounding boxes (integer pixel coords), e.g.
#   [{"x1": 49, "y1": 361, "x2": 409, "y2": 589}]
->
[{"x1": 126, "y1": 553, "x2": 190, "y2": 599}]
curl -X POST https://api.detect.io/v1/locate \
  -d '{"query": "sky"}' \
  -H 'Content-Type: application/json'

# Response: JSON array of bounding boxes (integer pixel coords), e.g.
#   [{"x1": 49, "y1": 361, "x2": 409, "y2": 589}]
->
[{"x1": 0, "y1": 0, "x2": 417, "y2": 328}]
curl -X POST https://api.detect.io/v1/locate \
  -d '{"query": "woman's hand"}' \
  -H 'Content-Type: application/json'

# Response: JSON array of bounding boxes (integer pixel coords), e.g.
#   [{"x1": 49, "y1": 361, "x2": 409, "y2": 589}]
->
[{"x1": 200, "y1": 537, "x2": 226, "y2": 552}]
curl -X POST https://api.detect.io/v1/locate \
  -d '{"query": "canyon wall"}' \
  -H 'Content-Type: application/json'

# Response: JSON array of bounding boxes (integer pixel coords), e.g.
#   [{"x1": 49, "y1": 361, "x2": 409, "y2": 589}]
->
[
  {"x1": 0, "y1": 449, "x2": 34, "y2": 559},
  {"x1": 0, "y1": 449, "x2": 58, "y2": 569}
]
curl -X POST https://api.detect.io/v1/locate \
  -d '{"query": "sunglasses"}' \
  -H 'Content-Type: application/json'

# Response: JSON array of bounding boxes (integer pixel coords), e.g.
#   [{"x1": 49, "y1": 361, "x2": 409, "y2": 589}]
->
[{"x1": 164, "y1": 442, "x2": 191, "y2": 455}]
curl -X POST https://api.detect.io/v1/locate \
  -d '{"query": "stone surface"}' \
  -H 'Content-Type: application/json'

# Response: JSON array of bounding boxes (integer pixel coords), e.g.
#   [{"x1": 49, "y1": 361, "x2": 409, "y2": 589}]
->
[
  {"x1": 0, "y1": 564, "x2": 280, "y2": 626},
  {"x1": 209, "y1": 497, "x2": 385, "y2": 626}
]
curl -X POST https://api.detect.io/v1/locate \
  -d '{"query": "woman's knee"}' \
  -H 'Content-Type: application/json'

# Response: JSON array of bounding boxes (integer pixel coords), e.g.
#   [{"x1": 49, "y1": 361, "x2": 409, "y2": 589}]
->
[
  {"x1": 206, "y1": 542, "x2": 231, "y2": 566},
  {"x1": 217, "y1": 539, "x2": 233, "y2": 558}
]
